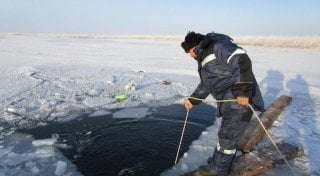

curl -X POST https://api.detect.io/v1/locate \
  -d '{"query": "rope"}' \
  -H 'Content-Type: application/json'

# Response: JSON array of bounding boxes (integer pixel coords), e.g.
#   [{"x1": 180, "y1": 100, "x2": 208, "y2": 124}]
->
[
  {"x1": 174, "y1": 97, "x2": 295, "y2": 175},
  {"x1": 174, "y1": 96, "x2": 230, "y2": 164},
  {"x1": 247, "y1": 104, "x2": 295, "y2": 175},
  {"x1": 174, "y1": 109, "x2": 189, "y2": 164}
]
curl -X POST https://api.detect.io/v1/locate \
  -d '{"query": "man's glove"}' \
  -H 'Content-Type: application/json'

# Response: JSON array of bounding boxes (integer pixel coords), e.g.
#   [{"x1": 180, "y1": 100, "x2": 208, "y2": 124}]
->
[
  {"x1": 237, "y1": 96, "x2": 249, "y2": 105},
  {"x1": 182, "y1": 99, "x2": 193, "y2": 110}
]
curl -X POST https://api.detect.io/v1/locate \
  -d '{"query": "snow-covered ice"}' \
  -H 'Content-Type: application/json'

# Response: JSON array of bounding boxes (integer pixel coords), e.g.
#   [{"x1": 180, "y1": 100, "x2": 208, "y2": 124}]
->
[{"x1": 0, "y1": 33, "x2": 320, "y2": 175}]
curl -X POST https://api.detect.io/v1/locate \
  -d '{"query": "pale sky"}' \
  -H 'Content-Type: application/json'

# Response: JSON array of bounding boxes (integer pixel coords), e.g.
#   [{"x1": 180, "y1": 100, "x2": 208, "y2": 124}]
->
[{"x1": 0, "y1": 0, "x2": 319, "y2": 35}]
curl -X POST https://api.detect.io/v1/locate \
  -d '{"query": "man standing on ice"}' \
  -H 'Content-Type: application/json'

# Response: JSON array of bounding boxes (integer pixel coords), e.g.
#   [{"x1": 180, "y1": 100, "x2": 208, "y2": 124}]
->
[{"x1": 181, "y1": 31, "x2": 265, "y2": 176}]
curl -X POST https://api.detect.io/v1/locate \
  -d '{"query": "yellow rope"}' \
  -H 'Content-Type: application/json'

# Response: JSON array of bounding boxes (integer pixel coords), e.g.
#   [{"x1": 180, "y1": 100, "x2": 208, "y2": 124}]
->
[{"x1": 174, "y1": 97, "x2": 295, "y2": 175}]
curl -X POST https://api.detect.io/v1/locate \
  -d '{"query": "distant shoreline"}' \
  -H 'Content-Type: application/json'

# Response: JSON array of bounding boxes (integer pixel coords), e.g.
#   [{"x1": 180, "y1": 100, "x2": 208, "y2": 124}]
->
[{"x1": 1, "y1": 33, "x2": 319, "y2": 49}]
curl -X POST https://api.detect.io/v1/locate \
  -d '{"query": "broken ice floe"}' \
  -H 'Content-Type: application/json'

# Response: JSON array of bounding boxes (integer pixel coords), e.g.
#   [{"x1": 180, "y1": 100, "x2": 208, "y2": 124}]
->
[
  {"x1": 32, "y1": 134, "x2": 59, "y2": 147},
  {"x1": 0, "y1": 132, "x2": 80, "y2": 175},
  {"x1": 32, "y1": 139, "x2": 56, "y2": 147},
  {"x1": 88, "y1": 110, "x2": 112, "y2": 117},
  {"x1": 113, "y1": 107, "x2": 149, "y2": 119},
  {"x1": 86, "y1": 88, "x2": 104, "y2": 97},
  {"x1": 54, "y1": 161, "x2": 67, "y2": 176},
  {"x1": 6, "y1": 107, "x2": 26, "y2": 116}
]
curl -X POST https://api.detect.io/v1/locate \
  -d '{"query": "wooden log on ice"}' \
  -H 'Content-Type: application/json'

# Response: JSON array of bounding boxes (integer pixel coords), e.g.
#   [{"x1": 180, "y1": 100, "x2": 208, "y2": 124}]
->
[
  {"x1": 182, "y1": 143, "x2": 304, "y2": 176},
  {"x1": 181, "y1": 95, "x2": 299, "y2": 176},
  {"x1": 237, "y1": 95, "x2": 292, "y2": 153},
  {"x1": 230, "y1": 143, "x2": 304, "y2": 176}
]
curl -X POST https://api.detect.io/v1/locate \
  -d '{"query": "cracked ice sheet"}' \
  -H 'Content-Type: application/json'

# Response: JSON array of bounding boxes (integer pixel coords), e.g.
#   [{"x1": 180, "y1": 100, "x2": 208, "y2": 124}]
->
[
  {"x1": 0, "y1": 132, "x2": 81, "y2": 176},
  {"x1": 113, "y1": 107, "x2": 149, "y2": 119},
  {"x1": 1, "y1": 34, "x2": 320, "y2": 176}
]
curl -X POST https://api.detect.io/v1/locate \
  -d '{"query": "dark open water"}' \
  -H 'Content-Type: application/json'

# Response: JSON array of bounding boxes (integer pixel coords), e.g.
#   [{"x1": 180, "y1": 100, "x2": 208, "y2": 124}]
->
[{"x1": 20, "y1": 104, "x2": 215, "y2": 176}]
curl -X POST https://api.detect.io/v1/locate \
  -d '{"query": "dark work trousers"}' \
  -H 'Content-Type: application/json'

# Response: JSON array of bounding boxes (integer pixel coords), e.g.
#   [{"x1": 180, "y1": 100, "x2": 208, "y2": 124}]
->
[{"x1": 209, "y1": 102, "x2": 253, "y2": 176}]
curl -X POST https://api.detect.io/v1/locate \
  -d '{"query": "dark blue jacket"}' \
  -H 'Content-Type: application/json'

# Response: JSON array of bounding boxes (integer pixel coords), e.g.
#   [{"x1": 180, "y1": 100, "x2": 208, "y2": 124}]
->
[{"x1": 189, "y1": 33, "x2": 265, "y2": 115}]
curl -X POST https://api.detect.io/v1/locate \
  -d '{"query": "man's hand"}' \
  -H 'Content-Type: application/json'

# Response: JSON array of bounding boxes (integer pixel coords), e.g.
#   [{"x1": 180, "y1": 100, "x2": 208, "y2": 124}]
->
[
  {"x1": 182, "y1": 99, "x2": 193, "y2": 110},
  {"x1": 237, "y1": 96, "x2": 249, "y2": 106}
]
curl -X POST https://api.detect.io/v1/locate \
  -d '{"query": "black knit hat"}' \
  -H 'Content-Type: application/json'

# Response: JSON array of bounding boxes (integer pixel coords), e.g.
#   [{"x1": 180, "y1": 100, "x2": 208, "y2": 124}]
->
[{"x1": 181, "y1": 31, "x2": 205, "y2": 53}]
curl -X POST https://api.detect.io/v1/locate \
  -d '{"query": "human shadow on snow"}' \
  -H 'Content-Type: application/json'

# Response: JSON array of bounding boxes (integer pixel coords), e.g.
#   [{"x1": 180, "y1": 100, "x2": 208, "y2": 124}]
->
[
  {"x1": 285, "y1": 74, "x2": 319, "y2": 175},
  {"x1": 259, "y1": 69, "x2": 284, "y2": 105}
]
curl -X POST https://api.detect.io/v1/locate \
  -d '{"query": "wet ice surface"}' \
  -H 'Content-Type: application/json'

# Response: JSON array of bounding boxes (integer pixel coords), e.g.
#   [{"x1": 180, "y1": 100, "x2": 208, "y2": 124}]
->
[{"x1": 0, "y1": 34, "x2": 320, "y2": 175}]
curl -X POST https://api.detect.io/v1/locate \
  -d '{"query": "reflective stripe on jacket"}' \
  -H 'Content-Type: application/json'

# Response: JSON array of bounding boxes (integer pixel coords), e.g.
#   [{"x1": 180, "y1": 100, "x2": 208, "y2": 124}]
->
[{"x1": 189, "y1": 32, "x2": 265, "y2": 114}]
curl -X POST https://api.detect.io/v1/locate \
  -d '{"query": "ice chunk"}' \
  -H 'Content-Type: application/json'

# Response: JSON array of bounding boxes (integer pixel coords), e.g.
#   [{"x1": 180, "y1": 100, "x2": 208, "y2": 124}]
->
[
  {"x1": 6, "y1": 107, "x2": 26, "y2": 116},
  {"x1": 87, "y1": 88, "x2": 104, "y2": 97},
  {"x1": 34, "y1": 146, "x2": 55, "y2": 158},
  {"x1": 6, "y1": 152, "x2": 34, "y2": 166},
  {"x1": 88, "y1": 110, "x2": 111, "y2": 117},
  {"x1": 31, "y1": 166, "x2": 40, "y2": 174},
  {"x1": 51, "y1": 134, "x2": 60, "y2": 141},
  {"x1": 201, "y1": 131, "x2": 208, "y2": 135},
  {"x1": 54, "y1": 143, "x2": 71, "y2": 149},
  {"x1": 54, "y1": 161, "x2": 67, "y2": 176},
  {"x1": 113, "y1": 107, "x2": 149, "y2": 119},
  {"x1": 183, "y1": 153, "x2": 188, "y2": 158},
  {"x1": 32, "y1": 138, "x2": 56, "y2": 146},
  {"x1": 0, "y1": 148, "x2": 11, "y2": 158}
]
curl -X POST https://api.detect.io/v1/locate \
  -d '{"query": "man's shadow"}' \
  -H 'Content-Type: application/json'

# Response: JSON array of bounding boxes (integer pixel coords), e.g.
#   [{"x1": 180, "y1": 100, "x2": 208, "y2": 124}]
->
[
  {"x1": 285, "y1": 74, "x2": 319, "y2": 175},
  {"x1": 259, "y1": 70, "x2": 284, "y2": 105}
]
